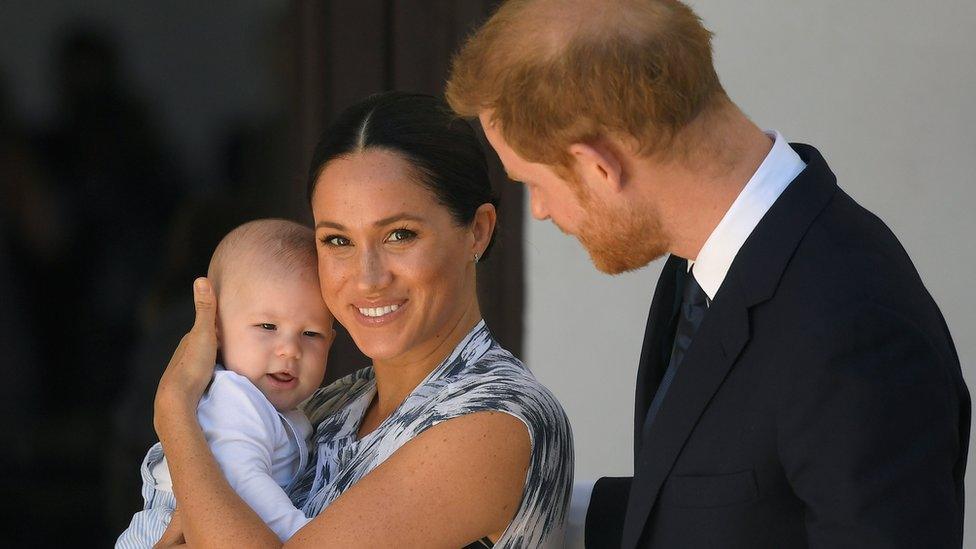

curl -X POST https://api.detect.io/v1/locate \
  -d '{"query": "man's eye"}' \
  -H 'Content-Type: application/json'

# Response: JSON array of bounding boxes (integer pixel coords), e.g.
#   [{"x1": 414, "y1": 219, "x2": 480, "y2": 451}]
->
[
  {"x1": 321, "y1": 235, "x2": 350, "y2": 247},
  {"x1": 302, "y1": 330, "x2": 321, "y2": 338},
  {"x1": 258, "y1": 323, "x2": 276, "y2": 331},
  {"x1": 387, "y1": 228, "x2": 416, "y2": 242}
]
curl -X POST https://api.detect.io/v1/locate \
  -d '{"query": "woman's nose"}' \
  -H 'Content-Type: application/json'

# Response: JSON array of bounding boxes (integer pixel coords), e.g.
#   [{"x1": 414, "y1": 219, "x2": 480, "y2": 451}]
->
[{"x1": 356, "y1": 247, "x2": 393, "y2": 293}]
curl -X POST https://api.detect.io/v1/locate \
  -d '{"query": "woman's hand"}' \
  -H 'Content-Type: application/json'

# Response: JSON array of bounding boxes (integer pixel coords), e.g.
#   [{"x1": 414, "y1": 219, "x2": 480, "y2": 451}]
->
[
  {"x1": 147, "y1": 277, "x2": 282, "y2": 548},
  {"x1": 153, "y1": 509, "x2": 186, "y2": 548},
  {"x1": 154, "y1": 277, "x2": 219, "y2": 435}
]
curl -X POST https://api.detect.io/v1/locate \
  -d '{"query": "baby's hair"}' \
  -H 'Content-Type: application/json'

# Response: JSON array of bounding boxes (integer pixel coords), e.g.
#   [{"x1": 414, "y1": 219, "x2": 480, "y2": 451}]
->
[{"x1": 207, "y1": 218, "x2": 318, "y2": 294}]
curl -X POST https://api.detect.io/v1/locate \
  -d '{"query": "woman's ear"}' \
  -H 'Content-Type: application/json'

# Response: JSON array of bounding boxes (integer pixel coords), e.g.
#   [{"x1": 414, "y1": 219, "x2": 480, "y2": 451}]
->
[
  {"x1": 471, "y1": 203, "x2": 497, "y2": 258},
  {"x1": 568, "y1": 139, "x2": 624, "y2": 194}
]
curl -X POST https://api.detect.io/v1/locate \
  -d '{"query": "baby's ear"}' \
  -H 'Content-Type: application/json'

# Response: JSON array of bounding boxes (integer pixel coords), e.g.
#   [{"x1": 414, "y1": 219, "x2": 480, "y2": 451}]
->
[
  {"x1": 213, "y1": 321, "x2": 224, "y2": 359},
  {"x1": 214, "y1": 326, "x2": 224, "y2": 365}
]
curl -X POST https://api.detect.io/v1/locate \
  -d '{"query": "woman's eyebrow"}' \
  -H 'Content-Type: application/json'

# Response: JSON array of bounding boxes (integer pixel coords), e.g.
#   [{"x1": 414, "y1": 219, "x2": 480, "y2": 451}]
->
[
  {"x1": 315, "y1": 214, "x2": 426, "y2": 231},
  {"x1": 315, "y1": 220, "x2": 345, "y2": 231},
  {"x1": 373, "y1": 213, "x2": 425, "y2": 227}
]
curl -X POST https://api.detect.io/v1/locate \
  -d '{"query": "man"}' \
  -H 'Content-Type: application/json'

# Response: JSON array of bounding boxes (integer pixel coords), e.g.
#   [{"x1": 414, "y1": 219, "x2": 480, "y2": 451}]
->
[{"x1": 446, "y1": 0, "x2": 969, "y2": 547}]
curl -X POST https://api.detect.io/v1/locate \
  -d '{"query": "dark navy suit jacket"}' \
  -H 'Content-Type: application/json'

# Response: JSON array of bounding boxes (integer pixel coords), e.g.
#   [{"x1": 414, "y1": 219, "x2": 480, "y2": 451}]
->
[{"x1": 585, "y1": 144, "x2": 969, "y2": 548}]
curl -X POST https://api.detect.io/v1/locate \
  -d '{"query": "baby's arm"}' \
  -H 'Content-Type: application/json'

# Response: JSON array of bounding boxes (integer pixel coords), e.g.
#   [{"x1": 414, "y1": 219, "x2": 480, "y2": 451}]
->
[{"x1": 198, "y1": 372, "x2": 312, "y2": 541}]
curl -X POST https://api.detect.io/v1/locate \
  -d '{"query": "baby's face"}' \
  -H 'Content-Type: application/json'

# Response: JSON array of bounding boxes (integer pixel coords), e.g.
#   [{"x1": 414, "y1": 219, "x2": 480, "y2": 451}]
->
[{"x1": 216, "y1": 270, "x2": 334, "y2": 411}]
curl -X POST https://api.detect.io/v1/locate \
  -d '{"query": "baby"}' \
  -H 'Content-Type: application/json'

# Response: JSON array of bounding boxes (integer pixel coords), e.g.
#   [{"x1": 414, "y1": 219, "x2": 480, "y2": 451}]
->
[{"x1": 117, "y1": 219, "x2": 334, "y2": 547}]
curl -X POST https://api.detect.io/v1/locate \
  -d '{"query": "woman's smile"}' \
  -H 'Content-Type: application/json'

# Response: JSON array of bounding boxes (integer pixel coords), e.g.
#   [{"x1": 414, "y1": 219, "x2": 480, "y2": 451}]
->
[
  {"x1": 312, "y1": 148, "x2": 483, "y2": 365},
  {"x1": 352, "y1": 299, "x2": 407, "y2": 325}
]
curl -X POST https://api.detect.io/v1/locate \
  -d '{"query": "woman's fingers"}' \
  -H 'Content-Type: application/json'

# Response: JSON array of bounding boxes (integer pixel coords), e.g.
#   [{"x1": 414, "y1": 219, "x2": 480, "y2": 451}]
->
[
  {"x1": 187, "y1": 277, "x2": 219, "y2": 372},
  {"x1": 153, "y1": 508, "x2": 186, "y2": 548},
  {"x1": 191, "y1": 277, "x2": 217, "y2": 337},
  {"x1": 171, "y1": 278, "x2": 219, "y2": 385},
  {"x1": 154, "y1": 278, "x2": 220, "y2": 424},
  {"x1": 182, "y1": 277, "x2": 218, "y2": 370}
]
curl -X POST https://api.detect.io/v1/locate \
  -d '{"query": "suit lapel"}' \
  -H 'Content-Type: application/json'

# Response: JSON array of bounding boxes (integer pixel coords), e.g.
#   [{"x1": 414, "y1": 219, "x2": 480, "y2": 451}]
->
[
  {"x1": 620, "y1": 143, "x2": 841, "y2": 548},
  {"x1": 633, "y1": 254, "x2": 685, "y2": 461},
  {"x1": 622, "y1": 273, "x2": 751, "y2": 549}
]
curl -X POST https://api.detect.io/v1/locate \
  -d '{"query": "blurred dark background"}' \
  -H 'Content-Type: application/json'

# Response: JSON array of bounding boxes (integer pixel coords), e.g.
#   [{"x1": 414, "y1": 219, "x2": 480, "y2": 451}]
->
[{"x1": 0, "y1": 1, "x2": 522, "y2": 544}]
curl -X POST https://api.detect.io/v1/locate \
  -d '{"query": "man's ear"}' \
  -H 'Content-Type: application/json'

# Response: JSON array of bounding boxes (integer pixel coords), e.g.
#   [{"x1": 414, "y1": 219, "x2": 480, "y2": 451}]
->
[{"x1": 568, "y1": 139, "x2": 624, "y2": 193}]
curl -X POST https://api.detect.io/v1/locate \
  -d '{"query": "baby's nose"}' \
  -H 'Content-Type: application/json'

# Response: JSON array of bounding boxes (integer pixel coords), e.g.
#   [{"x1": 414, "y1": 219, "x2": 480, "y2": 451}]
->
[{"x1": 276, "y1": 335, "x2": 302, "y2": 359}]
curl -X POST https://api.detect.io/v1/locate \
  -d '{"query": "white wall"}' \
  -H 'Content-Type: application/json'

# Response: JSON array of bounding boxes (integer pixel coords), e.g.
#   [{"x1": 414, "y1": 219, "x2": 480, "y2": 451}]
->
[{"x1": 525, "y1": 0, "x2": 976, "y2": 541}]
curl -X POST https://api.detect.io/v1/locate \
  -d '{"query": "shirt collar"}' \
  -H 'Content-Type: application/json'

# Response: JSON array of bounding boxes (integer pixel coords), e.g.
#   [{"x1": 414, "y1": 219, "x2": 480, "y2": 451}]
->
[{"x1": 689, "y1": 130, "x2": 806, "y2": 301}]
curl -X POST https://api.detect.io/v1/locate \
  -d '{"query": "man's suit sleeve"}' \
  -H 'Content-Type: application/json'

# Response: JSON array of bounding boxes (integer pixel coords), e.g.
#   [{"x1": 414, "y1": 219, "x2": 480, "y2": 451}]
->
[
  {"x1": 777, "y1": 301, "x2": 965, "y2": 548},
  {"x1": 585, "y1": 476, "x2": 631, "y2": 548}
]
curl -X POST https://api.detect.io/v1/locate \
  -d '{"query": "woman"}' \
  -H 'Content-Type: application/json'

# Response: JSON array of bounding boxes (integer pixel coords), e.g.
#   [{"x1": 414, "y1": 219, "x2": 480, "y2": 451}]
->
[{"x1": 153, "y1": 92, "x2": 573, "y2": 548}]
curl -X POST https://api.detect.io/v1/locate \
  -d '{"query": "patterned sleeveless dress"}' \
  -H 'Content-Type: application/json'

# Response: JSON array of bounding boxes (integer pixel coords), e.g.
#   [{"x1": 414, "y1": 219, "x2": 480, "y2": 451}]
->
[{"x1": 287, "y1": 320, "x2": 573, "y2": 548}]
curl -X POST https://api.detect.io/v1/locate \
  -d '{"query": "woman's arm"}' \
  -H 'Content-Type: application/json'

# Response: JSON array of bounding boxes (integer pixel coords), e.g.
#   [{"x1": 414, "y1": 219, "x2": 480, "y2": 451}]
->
[
  {"x1": 156, "y1": 279, "x2": 531, "y2": 547},
  {"x1": 154, "y1": 278, "x2": 280, "y2": 547},
  {"x1": 289, "y1": 410, "x2": 530, "y2": 548}
]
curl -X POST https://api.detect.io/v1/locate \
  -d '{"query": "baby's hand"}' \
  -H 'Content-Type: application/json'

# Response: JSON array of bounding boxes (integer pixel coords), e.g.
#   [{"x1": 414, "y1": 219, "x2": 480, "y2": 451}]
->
[{"x1": 154, "y1": 278, "x2": 219, "y2": 432}]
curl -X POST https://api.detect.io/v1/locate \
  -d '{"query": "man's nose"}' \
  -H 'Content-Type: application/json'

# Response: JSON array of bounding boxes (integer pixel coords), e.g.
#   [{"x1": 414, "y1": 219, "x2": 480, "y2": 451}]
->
[{"x1": 529, "y1": 190, "x2": 550, "y2": 221}]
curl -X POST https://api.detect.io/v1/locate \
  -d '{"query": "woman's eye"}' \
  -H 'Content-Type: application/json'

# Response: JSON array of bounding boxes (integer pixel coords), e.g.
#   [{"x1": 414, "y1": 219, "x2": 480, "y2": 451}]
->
[
  {"x1": 302, "y1": 330, "x2": 321, "y2": 338},
  {"x1": 387, "y1": 228, "x2": 416, "y2": 242},
  {"x1": 258, "y1": 323, "x2": 276, "y2": 331},
  {"x1": 322, "y1": 235, "x2": 350, "y2": 247}
]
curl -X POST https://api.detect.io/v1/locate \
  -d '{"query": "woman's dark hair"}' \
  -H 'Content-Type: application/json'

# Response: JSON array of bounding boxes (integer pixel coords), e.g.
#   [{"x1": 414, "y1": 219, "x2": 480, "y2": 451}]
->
[{"x1": 306, "y1": 91, "x2": 499, "y2": 260}]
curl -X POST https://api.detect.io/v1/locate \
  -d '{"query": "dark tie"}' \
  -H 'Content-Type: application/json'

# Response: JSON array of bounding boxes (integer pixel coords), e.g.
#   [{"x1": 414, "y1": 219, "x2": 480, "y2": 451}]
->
[{"x1": 641, "y1": 268, "x2": 709, "y2": 437}]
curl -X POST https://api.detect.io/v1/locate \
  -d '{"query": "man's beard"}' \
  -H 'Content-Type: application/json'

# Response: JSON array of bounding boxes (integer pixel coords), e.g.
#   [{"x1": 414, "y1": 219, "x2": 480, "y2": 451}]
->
[{"x1": 576, "y1": 195, "x2": 668, "y2": 275}]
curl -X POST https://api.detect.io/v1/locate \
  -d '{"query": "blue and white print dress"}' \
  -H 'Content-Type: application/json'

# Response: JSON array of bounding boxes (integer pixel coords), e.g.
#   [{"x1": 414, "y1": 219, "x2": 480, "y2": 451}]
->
[{"x1": 287, "y1": 320, "x2": 574, "y2": 548}]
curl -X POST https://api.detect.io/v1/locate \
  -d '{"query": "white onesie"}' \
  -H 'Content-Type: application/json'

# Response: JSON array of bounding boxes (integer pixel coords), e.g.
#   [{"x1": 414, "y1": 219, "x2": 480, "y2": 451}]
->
[{"x1": 116, "y1": 369, "x2": 313, "y2": 547}]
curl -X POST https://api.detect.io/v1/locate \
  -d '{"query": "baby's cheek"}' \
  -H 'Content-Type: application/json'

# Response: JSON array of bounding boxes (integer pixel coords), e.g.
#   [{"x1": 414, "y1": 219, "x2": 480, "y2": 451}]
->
[{"x1": 307, "y1": 348, "x2": 329, "y2": 380}]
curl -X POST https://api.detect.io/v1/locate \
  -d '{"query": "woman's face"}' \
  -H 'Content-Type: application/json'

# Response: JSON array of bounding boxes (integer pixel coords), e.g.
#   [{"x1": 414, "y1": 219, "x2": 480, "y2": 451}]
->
[{"x1": 310, "y1": 149, "x2": 483, "y2": 364}]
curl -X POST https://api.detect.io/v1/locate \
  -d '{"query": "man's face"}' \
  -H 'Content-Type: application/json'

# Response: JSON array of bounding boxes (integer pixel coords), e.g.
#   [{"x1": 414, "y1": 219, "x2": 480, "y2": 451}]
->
[
  {"x1": 480, "y1": 113, "x2": 667, "y2": 274},
  {"x1": 479, "y1": 113, "x2": 588, "y2": 235}
]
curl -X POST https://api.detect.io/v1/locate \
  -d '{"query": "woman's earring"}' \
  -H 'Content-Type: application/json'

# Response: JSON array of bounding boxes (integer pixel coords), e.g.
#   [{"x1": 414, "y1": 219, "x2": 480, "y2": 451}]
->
[{"x1": 473, "y1": 252, "x2": 480, "y2": 264}]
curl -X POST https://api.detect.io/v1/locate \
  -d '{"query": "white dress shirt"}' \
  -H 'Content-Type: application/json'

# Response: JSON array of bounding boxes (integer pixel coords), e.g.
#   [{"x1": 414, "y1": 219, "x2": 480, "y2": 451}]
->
[
  {"x1": 689, "y1": 130, "x2": 806, "y2": 298},
  {"x1": 564, "y1": 131, "x2": 806, "y2": 547}
]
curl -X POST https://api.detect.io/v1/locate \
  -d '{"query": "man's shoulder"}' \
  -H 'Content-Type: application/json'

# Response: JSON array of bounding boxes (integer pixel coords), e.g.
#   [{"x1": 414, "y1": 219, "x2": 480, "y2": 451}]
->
[
  {"x1": 773, "y1": 188, "x2": 922, "y2": 303},
  {"x1": 755, "y1": 187, "x2": 953, "y2": 357}
]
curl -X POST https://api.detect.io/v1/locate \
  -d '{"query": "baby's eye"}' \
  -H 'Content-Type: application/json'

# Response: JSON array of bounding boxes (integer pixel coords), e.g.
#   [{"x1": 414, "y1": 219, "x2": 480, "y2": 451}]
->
[
  {"x1": 302, "y1": 330, "x2": 321, "y2": 338},
  {"x1": 321, "y1": 235, "x2": 350, "y2": 247},
  {"x1": 258, "y1": 323, "x2": 276, "y2": 331},
  {"x1": 386, "y1": 228, "x2": 416, "y2": 242}
]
